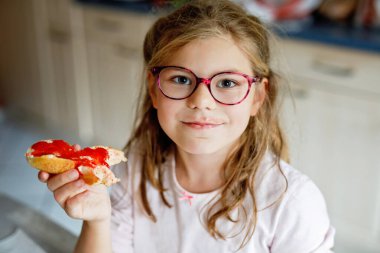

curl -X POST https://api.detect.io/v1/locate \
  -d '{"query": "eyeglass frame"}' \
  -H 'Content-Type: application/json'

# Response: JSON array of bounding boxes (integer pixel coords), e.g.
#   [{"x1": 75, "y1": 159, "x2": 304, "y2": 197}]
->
[{"x1": 151, "y1": 66, "x2": 262, "y2": 105}]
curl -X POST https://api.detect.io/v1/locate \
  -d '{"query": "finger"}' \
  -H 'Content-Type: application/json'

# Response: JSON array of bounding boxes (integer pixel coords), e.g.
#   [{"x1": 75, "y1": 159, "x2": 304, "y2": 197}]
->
[
  {"x1": 47, "y1": 169, "x2": 80, "y2": 192},
  {"x1": 53, "y1": 179, "x2": 87, "y2": 208},
  {"x1": 38, "y1": 171, "x2": 50, "y2": 183},
  {"x1": 65, "y1": 186, "x2": 111, "y2": 220},
  {"x1": 65, "y1": 190, "x2": 90, "y2": 219}
]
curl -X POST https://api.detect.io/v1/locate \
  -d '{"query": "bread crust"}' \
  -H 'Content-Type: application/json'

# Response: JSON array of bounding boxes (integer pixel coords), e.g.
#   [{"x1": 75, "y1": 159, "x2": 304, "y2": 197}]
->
[{"x1": 26, "y1": 155, "x2": 76, "y2": 174}]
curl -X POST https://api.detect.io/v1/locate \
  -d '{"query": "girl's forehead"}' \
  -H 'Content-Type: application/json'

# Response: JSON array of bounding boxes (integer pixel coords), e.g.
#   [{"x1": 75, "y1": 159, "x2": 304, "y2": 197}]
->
[{"x1": 163, "y1": 36, "x2": 254, "y2": 76}]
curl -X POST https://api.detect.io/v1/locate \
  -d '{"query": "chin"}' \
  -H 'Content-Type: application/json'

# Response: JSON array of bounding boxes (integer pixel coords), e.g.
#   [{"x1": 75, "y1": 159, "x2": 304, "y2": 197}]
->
[{"x1": 176, "y1": 140, "x2": 230, "y2": 156}]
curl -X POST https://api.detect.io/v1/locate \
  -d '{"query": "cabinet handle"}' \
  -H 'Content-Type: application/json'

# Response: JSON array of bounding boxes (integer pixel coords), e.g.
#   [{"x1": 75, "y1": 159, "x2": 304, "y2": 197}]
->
[{"x1": 312, "y1": 58, "x2": 354, "y2": 77}]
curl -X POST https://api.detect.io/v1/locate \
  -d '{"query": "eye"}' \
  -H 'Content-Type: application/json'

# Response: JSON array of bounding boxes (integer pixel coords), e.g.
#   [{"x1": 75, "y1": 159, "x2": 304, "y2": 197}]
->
[
  {"x1": 216, "y1": 79, "x2": 237, "y2": 88},
  {"x1": 172, "y1": 76, "x2": 192, "y2": 85}
]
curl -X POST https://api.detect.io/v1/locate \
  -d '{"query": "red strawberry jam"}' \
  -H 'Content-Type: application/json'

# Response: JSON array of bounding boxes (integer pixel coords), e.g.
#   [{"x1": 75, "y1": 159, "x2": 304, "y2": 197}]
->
[{"x1": 28, "y1": 140, "x2": 109, "y2": 169}]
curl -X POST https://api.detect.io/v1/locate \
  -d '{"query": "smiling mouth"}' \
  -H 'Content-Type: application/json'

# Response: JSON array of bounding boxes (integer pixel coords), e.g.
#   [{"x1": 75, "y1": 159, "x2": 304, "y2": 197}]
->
[{"x1": 181, "y1": 121, "x2": 223, "y2": 129}]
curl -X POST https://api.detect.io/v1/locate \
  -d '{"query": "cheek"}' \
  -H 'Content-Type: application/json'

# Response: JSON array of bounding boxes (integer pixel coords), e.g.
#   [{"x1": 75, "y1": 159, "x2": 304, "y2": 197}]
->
[
  {"x1": 155, "y1": 96, "x2": 178, "y2": 130},
  {"x1": 225, "y1": 104, "x2": 252, "y2": 132},
  {"x1": 156, "y1": 94, "x2": 173, "y2": 112},
  {"x1": 232, "y1": 91, "x2": 256, "y2": 124}
]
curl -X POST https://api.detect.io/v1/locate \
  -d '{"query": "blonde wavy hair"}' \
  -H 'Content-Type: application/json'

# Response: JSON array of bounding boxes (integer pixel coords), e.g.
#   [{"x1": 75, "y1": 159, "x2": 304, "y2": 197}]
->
[{"x1": 125, "y1": 0, "x2": 289, "y2": 249}]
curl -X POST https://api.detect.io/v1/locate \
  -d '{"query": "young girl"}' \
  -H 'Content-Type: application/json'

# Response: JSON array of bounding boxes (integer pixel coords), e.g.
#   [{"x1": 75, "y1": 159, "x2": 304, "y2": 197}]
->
[{"x1": 38, "y1": 0, "x2": 335, "y2": 252}]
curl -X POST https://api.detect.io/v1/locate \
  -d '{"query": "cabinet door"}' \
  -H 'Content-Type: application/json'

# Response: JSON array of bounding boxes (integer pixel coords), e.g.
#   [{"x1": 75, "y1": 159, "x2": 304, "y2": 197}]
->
[
  {"x1": 86, "y1": 40, "x2": 143, "y2": 148},
  {"x1": 45, "y1": 0, "x2": 78, "y2": 132},
  {"x1": 83, "y1": 7, "x2": 154, "y2": 147},
  {"x1": 43, "y1": 23, "x2": 79, "y2": 134},
  {"x1": 32, "y1": 0, "x2": 82, "y2": 136},
  {"x1": 281, "y1": 77, "x2": 380, "y2": 251}
]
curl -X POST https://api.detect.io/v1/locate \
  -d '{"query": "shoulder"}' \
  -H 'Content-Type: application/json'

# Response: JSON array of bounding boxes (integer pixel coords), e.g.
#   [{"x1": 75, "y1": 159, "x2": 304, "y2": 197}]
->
[
  {"x1": 256, "y1": 152, "x2": 330, "y2": 219},
  {"x1": 254, "y1": 153, "x2": 311, "y2": 210},
  {"x1": 276, "y1": 158, "x2": 328, "y2": 214},
  {"x1": 256, "y1": 153, "x2": 335, "y2": 251},
  {"x1": 255, "y1": 152, "x2": 323, "y2": 201}
]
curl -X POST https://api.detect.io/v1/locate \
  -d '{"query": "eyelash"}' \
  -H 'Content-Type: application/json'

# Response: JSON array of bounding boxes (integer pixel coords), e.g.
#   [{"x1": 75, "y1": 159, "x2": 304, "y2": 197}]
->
[
  {"x1": 172, "y1": 76, "x2": 192, "y2": 85},
  {"x1": 216, "y1": 79, "x2": 237, "y2": 88}
]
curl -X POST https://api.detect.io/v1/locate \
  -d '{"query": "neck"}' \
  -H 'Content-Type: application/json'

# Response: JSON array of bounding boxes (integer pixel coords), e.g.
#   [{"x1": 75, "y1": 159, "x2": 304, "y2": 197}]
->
[{"x1": 175, "y1": 148, "x2": 230, "y2": 194}]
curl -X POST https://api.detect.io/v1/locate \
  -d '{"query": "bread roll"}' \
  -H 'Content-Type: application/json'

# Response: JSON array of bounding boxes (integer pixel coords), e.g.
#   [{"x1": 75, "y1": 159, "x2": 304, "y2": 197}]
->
[{"x1": 25, "y1": 139, "x2": 126, "y2": 186}]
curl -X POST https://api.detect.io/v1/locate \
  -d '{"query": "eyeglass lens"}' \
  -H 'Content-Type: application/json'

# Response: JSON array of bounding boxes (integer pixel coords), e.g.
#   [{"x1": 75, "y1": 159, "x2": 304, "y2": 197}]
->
[{"x1": 158, "y1": 67, "x2": 251, "y2": 104}]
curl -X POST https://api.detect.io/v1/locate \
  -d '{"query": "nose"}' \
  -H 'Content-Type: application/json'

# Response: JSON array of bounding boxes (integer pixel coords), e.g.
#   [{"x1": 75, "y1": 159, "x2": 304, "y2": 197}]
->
[{"x1": 186, "y1": 83, "x2": 216, "y2": 110}]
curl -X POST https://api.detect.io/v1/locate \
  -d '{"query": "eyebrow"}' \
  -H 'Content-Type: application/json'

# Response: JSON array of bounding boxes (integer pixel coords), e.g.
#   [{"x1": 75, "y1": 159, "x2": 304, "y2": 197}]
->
[
  {"x1": 216, "y1": 68, "x2": 244, "y2": 73},
  {"x1": 210, "y1": 68, "x2": 253, "y2": 76},
  {"x1": 167, "y1": 65, "x2": 253, "y2": 76}
]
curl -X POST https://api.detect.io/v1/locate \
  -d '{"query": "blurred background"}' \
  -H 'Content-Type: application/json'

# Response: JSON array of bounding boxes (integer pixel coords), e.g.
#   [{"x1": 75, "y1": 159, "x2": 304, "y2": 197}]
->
[{"x1": 0, "y1": 0, "x2": 379, "y2": 252}]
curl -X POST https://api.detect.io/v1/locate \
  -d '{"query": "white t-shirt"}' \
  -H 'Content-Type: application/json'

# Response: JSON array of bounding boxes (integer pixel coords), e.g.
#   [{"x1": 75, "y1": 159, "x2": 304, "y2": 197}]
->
[{"x1": 110, "y1": 150, "x2": 335, "y2": 253}]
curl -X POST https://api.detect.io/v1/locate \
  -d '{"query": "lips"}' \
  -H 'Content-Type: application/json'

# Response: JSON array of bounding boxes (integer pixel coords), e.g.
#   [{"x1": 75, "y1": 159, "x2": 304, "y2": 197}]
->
[{"x1": 181, "y1": 121, "x2": 224, "y2": 129}]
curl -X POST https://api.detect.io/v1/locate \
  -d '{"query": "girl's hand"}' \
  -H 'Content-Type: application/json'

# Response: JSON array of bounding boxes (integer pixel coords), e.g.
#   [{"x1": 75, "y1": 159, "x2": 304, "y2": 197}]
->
[{"x1": 38, "y1": 155, "x2": 111, "y2": 223}]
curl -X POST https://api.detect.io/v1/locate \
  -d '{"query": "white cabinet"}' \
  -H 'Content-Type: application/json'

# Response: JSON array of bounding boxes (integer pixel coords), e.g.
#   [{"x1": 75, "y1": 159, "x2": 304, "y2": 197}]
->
[
  {"x1": 279, "y1": 39, "x2": 380, "y2": 252},
  {"x1": 83, "y1": 7, "x2": 154, "y2": 148},
  {"x1": 85, "y1": 39, "x2": 142, "y2": 148},
  {"x1": 33, "y1": 0, "x2": 80, "y2": 135},
  {"x1": 0, "y1": 0, "x2": 155, "y2": 147},
  {"x1": 0, "y1": 0, "x2": 90, "y2": 140}
]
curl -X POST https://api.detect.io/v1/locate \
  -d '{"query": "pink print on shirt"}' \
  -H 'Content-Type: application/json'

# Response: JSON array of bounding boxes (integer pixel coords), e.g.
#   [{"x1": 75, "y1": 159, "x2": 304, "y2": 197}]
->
[{"x1": 179, "y1": 191, "x2": 194, "y2": 206}]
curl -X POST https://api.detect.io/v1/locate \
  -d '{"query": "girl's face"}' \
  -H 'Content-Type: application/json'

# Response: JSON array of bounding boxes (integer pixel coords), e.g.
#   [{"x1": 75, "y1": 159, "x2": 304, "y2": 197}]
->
[{"x1": 149, "y1": 36, "x2": 267, "y2": 156}]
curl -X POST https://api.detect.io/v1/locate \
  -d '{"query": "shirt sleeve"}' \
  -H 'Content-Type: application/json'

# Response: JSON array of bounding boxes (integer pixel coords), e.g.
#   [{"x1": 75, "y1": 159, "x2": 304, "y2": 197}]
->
[
  {"x1": 270, "y1": 178, "x2": 335, "y2": 253},
  {"x1": 110, "y1": 162, "x2": 134, "y2": 253}
]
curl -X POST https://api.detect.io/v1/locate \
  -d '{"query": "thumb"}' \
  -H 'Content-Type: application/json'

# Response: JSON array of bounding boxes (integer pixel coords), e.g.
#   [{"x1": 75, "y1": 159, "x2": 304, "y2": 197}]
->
[{"x1": 38, "y1": 171, "x2": 50, "y2": 183}]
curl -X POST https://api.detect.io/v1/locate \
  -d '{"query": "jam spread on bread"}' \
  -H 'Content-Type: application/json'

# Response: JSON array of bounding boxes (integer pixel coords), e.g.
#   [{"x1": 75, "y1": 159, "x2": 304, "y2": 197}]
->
[
  {"x1": 26, "y1": 139, "x2": 125, "y2": 186},
  {"x1": 28, "y1": 140, "x2": 110, "y2": 169}
]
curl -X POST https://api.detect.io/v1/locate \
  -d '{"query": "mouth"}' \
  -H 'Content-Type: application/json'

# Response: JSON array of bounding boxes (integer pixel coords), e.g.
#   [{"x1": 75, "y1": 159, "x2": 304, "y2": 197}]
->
[{"x1": 181, "y1": 121, "x2": 224, "y2": 129}]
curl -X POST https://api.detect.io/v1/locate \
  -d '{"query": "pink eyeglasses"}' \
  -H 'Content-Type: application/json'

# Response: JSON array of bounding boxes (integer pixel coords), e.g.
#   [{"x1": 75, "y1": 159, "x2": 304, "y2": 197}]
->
[{"x1": 151, "y1": 66, "x2": 261, "y2": 105}]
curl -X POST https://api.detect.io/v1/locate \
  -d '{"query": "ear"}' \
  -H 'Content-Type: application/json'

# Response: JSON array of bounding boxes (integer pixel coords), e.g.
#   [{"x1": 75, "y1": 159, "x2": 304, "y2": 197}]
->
[
  {"x1": 148, "y1": 71, "x2": 158, "y2": 109},
  {"x1": 250, "y1": 77, "x2": 268, "y2": 116}
]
